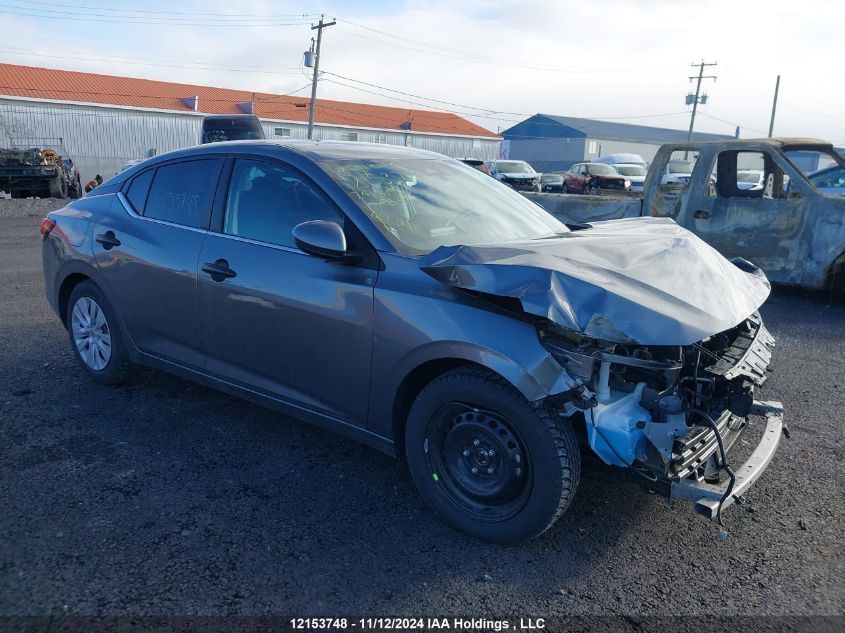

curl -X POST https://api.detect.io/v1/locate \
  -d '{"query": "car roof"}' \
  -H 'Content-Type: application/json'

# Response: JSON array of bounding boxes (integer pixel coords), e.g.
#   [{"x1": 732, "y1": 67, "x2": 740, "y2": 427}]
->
[{"x1": 113, "y1": 140, "x2": 453, "y2": 180}]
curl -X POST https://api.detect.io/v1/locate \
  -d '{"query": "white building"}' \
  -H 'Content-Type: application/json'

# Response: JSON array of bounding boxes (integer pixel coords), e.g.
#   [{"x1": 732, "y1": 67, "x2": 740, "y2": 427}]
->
[{"x1": 0, "y1": 63, "x2": 501, "y2": 181}]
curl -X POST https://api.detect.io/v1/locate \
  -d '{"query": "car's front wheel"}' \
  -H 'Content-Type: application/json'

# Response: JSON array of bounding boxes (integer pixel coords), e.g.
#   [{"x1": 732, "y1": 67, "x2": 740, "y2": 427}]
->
[
  {"x1": 405, "y1": 367, "x2": 580, "y2": 543},
  {"x1": 67, "y1": 280, "x2": 132, "y2": 384}
]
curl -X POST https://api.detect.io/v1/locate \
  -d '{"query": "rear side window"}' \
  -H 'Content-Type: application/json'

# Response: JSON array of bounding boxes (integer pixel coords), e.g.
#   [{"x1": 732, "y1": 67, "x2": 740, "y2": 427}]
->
[
  {"x1": 125, "y1": 169, "x2": 153, "y2": 212},
  {"x1": 144, "y1": 159, "x2": 220, "y2": 228}
]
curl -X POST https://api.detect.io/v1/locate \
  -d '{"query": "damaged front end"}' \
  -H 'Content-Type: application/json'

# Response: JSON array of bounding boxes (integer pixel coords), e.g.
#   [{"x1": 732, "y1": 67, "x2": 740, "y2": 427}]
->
[
  {"x1": 540, "y1": 312, "x2": 784, "y2": 521},
  {"x1": 420, "y1": 217, "x2": 786, "y2": 523}
]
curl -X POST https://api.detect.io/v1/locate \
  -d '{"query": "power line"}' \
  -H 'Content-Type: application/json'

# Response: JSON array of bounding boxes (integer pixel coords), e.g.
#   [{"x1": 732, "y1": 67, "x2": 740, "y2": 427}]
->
[
  {"x1": 334, "y1": 18, "x2": 686, "y2": 75},
  {"x1": 323, "y1": 74, "x2": 691, "y2": 126},
  {"x1": 322, "y1": 72, "x2": 525, "y2": 117},
  {"x1": 331, "y1": 26, "x2": 685, "y2": 76},
  {"x1": 0, "y1": 46, "x2": 304, "y2": 75},
  {"x1": 0, "y1": 4, "x2": 314, "y2": 26},
  {"x1": 17, "y1": 0, "x2": 318, "y2": 19},
  {"x1": 698, "y1": 112, "x2": 767, "y2": 136}
]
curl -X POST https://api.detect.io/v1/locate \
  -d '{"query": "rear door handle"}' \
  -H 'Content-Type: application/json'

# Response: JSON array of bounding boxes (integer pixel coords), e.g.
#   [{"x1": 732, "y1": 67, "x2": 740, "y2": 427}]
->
[
  {"x1": 95, "y1": 231, "x2": 121, "y2": 249},
  {"x1": 693, "y1": 209, "x2": 711, "y2": 220},
  {"x1": 202, "y1": 259, "x2": 237, "y2": 282}
]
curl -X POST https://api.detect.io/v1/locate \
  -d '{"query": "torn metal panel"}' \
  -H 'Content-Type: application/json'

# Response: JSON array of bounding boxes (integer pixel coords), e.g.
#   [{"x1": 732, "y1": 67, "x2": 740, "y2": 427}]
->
[{"x1": 420, "y1": 216, "x2": 770, "y2": 346}]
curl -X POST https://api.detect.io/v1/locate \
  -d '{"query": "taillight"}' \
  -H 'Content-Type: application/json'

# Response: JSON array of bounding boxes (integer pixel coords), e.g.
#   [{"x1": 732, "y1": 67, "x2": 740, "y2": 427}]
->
[{"x1": 40, "y1": 218, "x2": 56, "y2": 240}]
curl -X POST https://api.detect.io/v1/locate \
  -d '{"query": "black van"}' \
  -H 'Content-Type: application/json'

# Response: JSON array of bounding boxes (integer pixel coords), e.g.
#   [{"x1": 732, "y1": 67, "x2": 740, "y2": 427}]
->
[{"x1": 200, "y1": 115, "x2": 265, "y2": 144}]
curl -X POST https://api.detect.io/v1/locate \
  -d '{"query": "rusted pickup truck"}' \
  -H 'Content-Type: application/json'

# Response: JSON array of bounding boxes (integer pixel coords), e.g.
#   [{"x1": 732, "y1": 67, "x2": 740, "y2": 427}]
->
[{"x1": 527, "y1": 138, "x2": 845, "y2": 290}]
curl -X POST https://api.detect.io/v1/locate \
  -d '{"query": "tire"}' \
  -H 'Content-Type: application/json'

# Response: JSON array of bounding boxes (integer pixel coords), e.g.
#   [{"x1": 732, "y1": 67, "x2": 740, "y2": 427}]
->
[
  {"x1": 405, "y1": 367, "x2": 581, "y2": 543},
  {"x1": 66, "y1": 280, "x2": 132, "y2": 384},
  {"x1": 561, "y1": 182, "x2": 568, "y2": 194},
  {"x1": 48, "y1": 176, "x2": 68, "y2": 199}
]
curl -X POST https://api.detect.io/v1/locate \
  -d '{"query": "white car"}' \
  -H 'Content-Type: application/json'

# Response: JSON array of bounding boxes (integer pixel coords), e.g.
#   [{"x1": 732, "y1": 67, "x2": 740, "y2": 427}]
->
[
  {"x1": 612, "y1": 164, "x2": 647, "y2": 192},
  {"x1": 660, "y1": 161, "x2": 693, "y2": 186},
  {"x1": 737, "y1": 169, "x2": 765, "y2": 191}
]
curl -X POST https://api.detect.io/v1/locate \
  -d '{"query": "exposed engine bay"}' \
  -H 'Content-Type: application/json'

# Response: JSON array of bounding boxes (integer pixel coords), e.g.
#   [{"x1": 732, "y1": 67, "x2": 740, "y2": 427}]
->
[{"x1": 540, "y1": 312, "x2": 774, "y2": 479}]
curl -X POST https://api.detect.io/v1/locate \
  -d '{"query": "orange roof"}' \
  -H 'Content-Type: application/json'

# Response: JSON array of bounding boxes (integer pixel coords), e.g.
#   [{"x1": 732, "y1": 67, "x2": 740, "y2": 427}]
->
[{"x1": 0, "y1": 62, "x2": 499, "y2": 138}]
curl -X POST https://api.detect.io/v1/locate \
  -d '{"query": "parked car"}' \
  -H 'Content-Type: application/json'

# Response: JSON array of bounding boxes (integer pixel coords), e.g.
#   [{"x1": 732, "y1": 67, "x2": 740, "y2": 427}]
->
[
  {"x1": 594, "y1": 153, "x2": 648, "y2": 168},
  {"x1": 660, "y1": 160, "x2": 693, "y2": 185},
  {"x1": 563, "y1": 162, "x2": 631, "y2": 194},
  {"x1": 737, "y1": 169, "x2": 765, "y2": 191},
  {"x1": 611, "y1": 164, "x2": 647, "y2": 192},
  {"x1": 539, "y1": 173, "x2": 565, "y2": 192},
  {"x1": 808, "y1": 163, "x2": 845, "y2": 195},
  {"x1": 483, "y1": 159, "x2": 541, "y2": 192},
  {"x1": 42, "y1": 141, "x2": 783, "y2": 543},
  {"x1": 200, "y1": 114, "x2": 265, "y2": 144}
]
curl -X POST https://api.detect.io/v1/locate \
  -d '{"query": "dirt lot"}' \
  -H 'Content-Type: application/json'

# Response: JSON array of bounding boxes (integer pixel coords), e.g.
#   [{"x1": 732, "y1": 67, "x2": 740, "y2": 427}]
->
[{"x1": 0, "y1": 199, "x2": 843, "y2": 618}]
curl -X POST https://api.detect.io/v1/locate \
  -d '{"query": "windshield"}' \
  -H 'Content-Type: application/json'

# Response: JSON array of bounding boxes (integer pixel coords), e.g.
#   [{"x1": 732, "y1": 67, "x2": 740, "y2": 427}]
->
[
  {"x1": 614, "y1": 165, "x2": 646, "y2": 177},
  {"x1": 586, "y1": 164, "x2": 616, "y2": 176},
  {"x1": 322, "y1": 158, "x2": 568, "y2": 254},
  {"x1": 668, "y1": 162, "x2": 692, "y2": 174},
  {"x1": 494, "y1": 161, "x2": 534, "y2": 174},
  {"x1": 201, "y1": 117, "x2": 265, "y2": 143}
]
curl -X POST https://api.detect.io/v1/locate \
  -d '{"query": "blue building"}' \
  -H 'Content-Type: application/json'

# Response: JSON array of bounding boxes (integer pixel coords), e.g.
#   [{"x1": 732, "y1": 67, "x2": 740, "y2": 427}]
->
[{"x1": 502, "y1": 114, "x2": 732, "y2": 172}]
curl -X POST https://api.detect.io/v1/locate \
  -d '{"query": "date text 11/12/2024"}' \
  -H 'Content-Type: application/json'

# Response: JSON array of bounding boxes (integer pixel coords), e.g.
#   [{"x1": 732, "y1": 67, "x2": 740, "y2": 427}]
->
[{"x1": 290, "y1": 617, "x2": 547, "y2": 630}]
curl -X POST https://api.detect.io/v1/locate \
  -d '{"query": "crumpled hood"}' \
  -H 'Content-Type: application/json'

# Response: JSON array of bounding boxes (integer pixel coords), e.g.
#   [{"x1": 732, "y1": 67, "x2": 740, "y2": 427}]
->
[
  {"x1": 419, "y1": 216, "x2": 770, "y2": 345},
  {"x1": 499, "y1": 172, "x2": 537, "y2": 179}
]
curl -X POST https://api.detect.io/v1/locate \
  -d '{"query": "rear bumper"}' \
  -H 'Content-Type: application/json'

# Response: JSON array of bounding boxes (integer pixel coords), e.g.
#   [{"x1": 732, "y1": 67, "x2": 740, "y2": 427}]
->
[{"x1": 670, "y1": 400, "x2": 784, "y2": 520}]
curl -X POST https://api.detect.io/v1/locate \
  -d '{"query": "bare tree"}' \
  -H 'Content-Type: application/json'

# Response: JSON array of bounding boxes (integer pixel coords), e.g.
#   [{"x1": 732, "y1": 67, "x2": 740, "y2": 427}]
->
[{"x1": 0, "y1": 110, "x2": 34, "y2": 146}]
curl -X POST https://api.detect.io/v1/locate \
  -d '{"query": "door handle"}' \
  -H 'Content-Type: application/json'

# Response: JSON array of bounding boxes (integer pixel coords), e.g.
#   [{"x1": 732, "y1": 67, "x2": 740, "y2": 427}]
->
[
  {"x1": 95, "y1": 231, "x2": 121, "y2": 249},
  {"x1": 693, "y1": 209, "x2": 711, "y2": 220},
  {"x1": 202, "y1": 259, "x2": 237, "y2": 282}
]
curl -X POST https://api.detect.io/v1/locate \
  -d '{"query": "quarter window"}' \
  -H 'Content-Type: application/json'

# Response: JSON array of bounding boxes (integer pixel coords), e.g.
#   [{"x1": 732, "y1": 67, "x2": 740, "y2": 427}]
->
[
  {"x1": 125, "y1": 168, "x2": 153, "y2": 212},
  {"x1": 223, "y1": 159, "x2": 343, "y2": 249},
  {"x1": 144, "y1": 159, "x2": 220, "y2": 228}
]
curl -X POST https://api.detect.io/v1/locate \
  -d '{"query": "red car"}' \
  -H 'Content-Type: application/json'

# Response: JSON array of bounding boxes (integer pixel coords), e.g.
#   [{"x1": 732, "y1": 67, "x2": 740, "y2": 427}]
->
[{"x1": 563, "y1": 162, "x2": 631, "y2": 194}]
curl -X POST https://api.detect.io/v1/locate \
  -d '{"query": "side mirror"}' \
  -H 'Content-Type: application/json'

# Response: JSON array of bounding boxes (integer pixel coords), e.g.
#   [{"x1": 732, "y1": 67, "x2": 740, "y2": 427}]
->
[{"x1": 292, "y1": 220, "x2": 348, "y2": 260}]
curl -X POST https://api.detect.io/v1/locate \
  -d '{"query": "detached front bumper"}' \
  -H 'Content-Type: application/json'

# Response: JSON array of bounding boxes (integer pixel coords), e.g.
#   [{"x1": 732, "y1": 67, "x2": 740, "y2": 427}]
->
[{"x1": 670, "y1": 400, "x2": 784, "y2": 520}]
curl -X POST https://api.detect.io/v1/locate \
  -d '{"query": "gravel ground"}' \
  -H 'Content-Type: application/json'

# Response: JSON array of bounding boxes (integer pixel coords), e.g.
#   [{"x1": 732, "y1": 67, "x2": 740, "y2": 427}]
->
[{"x1": 0, "y1": 207, "x2": 843, "y2": 618}]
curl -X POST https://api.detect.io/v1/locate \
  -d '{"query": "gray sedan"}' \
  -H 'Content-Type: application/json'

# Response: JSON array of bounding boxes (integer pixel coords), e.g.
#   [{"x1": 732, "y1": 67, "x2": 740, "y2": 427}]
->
[{"x1": 42, "y1": 140, "x2": 783, "y2": 543}]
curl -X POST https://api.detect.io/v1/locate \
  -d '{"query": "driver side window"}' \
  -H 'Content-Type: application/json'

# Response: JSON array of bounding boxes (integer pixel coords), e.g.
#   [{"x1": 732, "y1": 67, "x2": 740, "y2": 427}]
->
[{"x1": 223, "y1": 159, "x2": 343, "y2": 249}]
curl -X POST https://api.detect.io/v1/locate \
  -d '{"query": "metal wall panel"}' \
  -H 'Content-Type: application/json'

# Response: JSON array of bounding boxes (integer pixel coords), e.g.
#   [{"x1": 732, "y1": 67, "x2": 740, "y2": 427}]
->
[{"x1": 0, "y1": 99, "x2": 501, "y2": 182}]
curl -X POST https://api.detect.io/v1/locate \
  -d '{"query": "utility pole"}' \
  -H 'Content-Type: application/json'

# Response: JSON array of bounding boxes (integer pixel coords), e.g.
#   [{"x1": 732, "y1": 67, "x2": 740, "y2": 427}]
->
[
  {"x1": 686, "y1": 60, "x2": 718, "y2": 143},
  {"x1": 307, "y1": 14, "x2": 335, "y2": 140},
  {"x1": 768, "y1": 74, "x2": 781, "y2": 138}
]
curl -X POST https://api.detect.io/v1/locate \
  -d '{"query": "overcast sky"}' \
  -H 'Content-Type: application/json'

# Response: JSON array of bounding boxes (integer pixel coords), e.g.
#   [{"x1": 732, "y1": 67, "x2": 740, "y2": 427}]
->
[{"x1": 0, "y1": 0, "x2": 842, "y2": 141}]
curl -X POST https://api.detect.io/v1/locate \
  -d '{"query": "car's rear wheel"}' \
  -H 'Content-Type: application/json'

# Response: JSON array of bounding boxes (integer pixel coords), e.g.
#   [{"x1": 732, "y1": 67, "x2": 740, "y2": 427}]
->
[
  {"x1": 67, "y1": 280, "x2": 132, "y2": 384},
  {"x1": 405, "y1": 367, "x2": 580, "y2": 543}
]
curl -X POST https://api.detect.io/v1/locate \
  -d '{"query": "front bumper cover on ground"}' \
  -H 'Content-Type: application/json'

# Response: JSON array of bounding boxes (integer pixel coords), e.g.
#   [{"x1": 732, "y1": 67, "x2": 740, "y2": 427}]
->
[{"x1": 670, "y1": 400, "x2": 784, "y2": 520}]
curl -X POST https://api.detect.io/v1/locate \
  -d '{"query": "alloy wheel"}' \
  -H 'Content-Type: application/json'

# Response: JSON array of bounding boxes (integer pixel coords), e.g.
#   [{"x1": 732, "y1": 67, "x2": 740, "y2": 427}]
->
[{"x1": 71, "y1": 296, "x2": 112, "y2": 371}]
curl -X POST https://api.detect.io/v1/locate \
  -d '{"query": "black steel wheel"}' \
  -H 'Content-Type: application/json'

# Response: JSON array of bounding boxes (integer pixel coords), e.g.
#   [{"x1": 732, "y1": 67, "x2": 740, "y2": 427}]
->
[
  {"x1": 406, "y1": 367, "x2": 581, "y2": 543},
  {"x1": 424, "y1": 404, "x2": 532, "y2": 522}
]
